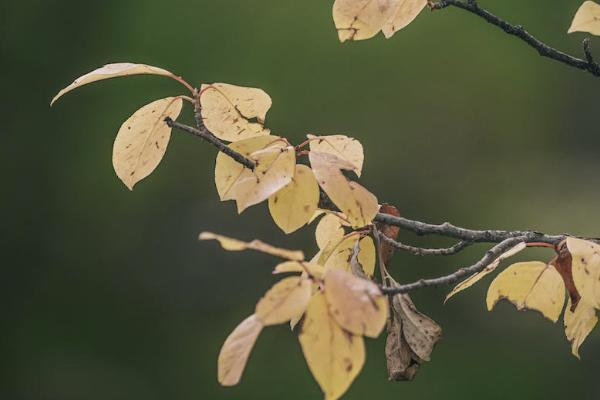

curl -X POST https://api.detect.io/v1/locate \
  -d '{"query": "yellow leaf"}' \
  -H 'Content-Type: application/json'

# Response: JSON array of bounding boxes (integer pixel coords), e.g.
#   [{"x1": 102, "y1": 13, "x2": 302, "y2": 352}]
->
[
  {"x1": 486, "y1": 261, "x2": 566, "y2": 322},
  {"x1": 567, "y1": 237, "x2": 600, "y2": 308},
  {"x1": 309, "y1": 151, "x2": 378, "y2": 228},
  {"x1": 357, "y1": 236, "x2": 376, "y2": 277},
  {"x1": 308, "y1": 134, "x2": 364, "y2": 177},
  {"x1": 324, "y1": 268, "x2": 388, "y2": 337},
  {"x1": 315, "y1": 213, "x2": 346, "y2": 250},
  {"x1": 333, "y1": 0, "x2": 397, "y2": 42},
  {"x1": 200, "y1": 83, "x2": 272, "y2": 142},
  {"x1": 214, "y1": 136, "x2": 296, "y2": 212},
  {"x1": 112, "y1": 97, "x2": 183, "y2": 190},
  {"x1": 268, "y1": 165, "x2": 320, "y2": 234},
  {"x1": 299, "y1": 292, "x2": 365, "y2": 400},
  {"x1": 51, "y1": 63, "x2": 175, "y2": 105},
  {"x1": 564, "y1": 298, "x2": 598, "y2": 359},
  {"x1": 218, "y1": 314, "x2": 263, "y2": 386},
  {"x1": 199, "y1": 231, "x2": 304, "y2": 260},
  {"x1": 273, "y1": 261, "x2": 326, "y2": 279},
  {"x1": 381, "y1": 0, "x2": 428, "y2": 38},
  {"x1": 256, "y1": 276, "x2": 313, "y2": 325},
  {"x1": 568, "y1": 1, "x2": 600, "y2": 35},
  {"x1": 319, "y1": 234, "x2": 359, "y2": 270},
  {"x1": 445, "y1": 242, "x2": 527, "y2": 303}
]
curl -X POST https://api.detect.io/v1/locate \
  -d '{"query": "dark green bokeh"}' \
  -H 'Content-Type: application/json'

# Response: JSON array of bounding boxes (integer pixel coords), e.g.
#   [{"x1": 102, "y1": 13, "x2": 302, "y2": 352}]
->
[{"x1": 3, "y1": 0, "x2": 600, "y2": 398}]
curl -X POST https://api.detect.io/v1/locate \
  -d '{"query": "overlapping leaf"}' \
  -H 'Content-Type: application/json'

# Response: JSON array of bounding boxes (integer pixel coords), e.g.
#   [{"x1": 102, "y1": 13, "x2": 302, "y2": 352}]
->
[
  {"x1": 112, "y1": 97, "x2": 183, "y2": 190},
  {"x1": 256, "y1": 276, "x2": 312, "y2": 325},
  {"x1": 308, "y1": 134, "x2": 364, "y2": 176},
  {"x1": 564, "y1": 298, "x2": 598, "y2": 359},
  {"x1": 566, "y1": 237, "x2": 600, "y2": 308},
  {"x1": 200, "y1": 83, "x2": 272, "y2": 141}
]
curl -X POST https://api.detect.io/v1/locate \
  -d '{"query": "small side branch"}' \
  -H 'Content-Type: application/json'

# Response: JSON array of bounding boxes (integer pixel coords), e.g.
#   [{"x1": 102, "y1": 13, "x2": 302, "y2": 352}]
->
[
  {"x1": 382, "y1": 236, "x2": 529, "y2": 294},
  {"x1": 379, "y1": 235, "x2": 472, "y2": 256},
  {"x1": 431, "y1": 0, "x2": 600, "y2": 77},
  {"x1": 165, "y1": 118, "x2": 256, "y2": 170}
]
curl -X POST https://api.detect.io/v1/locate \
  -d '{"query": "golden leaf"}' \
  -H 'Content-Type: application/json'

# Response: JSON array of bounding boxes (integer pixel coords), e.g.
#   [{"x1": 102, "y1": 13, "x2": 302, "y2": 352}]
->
[
  {"x1": 218, "y1": 314, "x2": 263, "y2": 386},
  {"x1": 273, "y1": 261, "x2": 326, "y2": 279},
  {"x1": 315, "y1": 213, "x2": 346, "y2": 250},
  {"x1": 299, "y1": 292, "x2": 365, "y2": 400},
  {"x1": 564, "y1": 298, "x2": 598, "y2": 359},
  {"x1": 324, "y1": 268, "x2": 388, "y2": 337},
  {"x1": 309, "y1": 151, "x2": 378, "y2": 228},
  {"x1": 566, "y1": 237, "x2": 600, "y2": 308},
  {"x1": 268, "y1": 165, "x2": 320, "y2": 234},
  {"x1": 568, "y1": 1, "x2": 600, "y2": 36},
  {"x1": 112, "y1": 97, "x2": 183, "y2": 190},
  {"x1": 51, "y1": 63, "x2": 175, "y2": 105},
  {"x1": 199, "y1": 231, "x2": 304, "y2": 260},
  {"x1": 256, "y1": 276, "x2": 312, "y2": 325},
  {"x1": 200, "y1": 83, "x2": 272, "y2": 142},
  {"x1": 332, "y1": 0, "x2": 426, "y2": 42},
  {"x1": 308, "y1": 134, "x2": 364, "y2": 176},
  {"x1": 487, "y1": 261, "x2": 566, "y2": 322},
  {"x1": 214, "y1": 136, "x2": 295, "y2": 212},
  {"x1": 445, "y1": 242, "x2": 527, "y2": 303},
  {"x1": 357, "y1": 236, "x2": 376, "y2": 277}
]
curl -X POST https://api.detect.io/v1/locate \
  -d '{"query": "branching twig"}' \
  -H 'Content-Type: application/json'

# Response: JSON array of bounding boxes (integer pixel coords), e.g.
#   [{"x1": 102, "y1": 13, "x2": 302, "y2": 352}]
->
[
  {"x1": 165, "y1": 117, "x2": 256, "y2": 170},
  {"x1": 431, "y1": 0, "x2": 600, "y2": 77},
  {"x1": 379, "y1": 235, "x2": 472, "y2": 256},
  {"x1": 381, "y1": 236, "x2": 530, "y2": 294}
]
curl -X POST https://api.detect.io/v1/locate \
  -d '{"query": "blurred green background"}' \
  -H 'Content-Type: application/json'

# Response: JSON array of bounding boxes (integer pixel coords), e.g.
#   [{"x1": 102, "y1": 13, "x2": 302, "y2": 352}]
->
[{"x1": 3, "y1": 0, "x2": 600, "y2": 399}]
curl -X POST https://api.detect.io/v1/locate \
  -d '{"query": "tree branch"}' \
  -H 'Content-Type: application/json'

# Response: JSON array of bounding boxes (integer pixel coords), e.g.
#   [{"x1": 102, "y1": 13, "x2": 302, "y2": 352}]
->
[
  {"x1": 379, "y1": 235, "x2": 473, "y2": 256},
  {"x1": 431, "y1": 0, "x2": 600, "y2": 77},
  {"x1": 381, "y1": 236, "x2": 530, "y2": 294}
]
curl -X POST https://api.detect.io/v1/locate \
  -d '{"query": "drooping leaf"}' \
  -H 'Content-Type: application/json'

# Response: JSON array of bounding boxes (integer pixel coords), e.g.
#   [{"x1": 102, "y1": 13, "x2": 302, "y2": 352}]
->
[
  {"x1": 112, "y1": 97, "x2": 183, "y2": 190},
  {"x1": 200, "y1": 83, "x2": 272, "y2": 142},
  {"x1": 308, "y1": 134, "x2": 364, "y2": 176},
  {"x1": 385, "y1": 306, "x2": 419, "y2": 381},
  {"x1": 214, "y1": 136, "x2": 296, "y2": 212},
  {"x1": 268, "y1": 165, "x2": 320, "y2": 234},
  {"x1": 309, "y1": 151, "x2": 378, "y2": 228},
  {"x1": 382, "y1": 0, "x2": 428, "y2": 38},
  {"x1": 315, "y1": 213, "x2": 346, "y2": 250},
  {"x1": 324, "y1": 268, "x2": 388, "y2": 337},
  {"x1": 564, "y1": 298, "x2": 598, "y2": 359},
  {"x1": 568, "y1": 1, "x2": 600, "y2": 36},
  {"x1": 487, "y1": 261, "x2": 566, "y2": 322},
  {"x1": 332, "y1": 0, "x2": 426, "y2": 42},
  {"x1": 375, "y1": 203, "x2": 401, "y2": 267},
  {"x1": 445, "y1": 242, "x2": 527, "y2": 303},
  {"x1": 218, "y1": 314, "x2": 263, "y2": 386},
  {"x1": 566, "y1": 237, "x2": 600, "y2": 308},
  {"x1": 199, "y1": 231, "x2": 304, "y2": 260},
  {"x1": 299, "y1": 292, "x2": 365, "y2": 400},
  {"x1": 256, "y1": 276, "x2": 312, "y2": 325},
  {"x1": 52, "y1": 63, "x2": 176, "y2": 105}
]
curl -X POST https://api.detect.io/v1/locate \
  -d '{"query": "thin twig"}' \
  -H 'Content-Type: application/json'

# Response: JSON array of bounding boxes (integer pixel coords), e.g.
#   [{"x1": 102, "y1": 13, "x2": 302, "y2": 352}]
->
[
  {"x1": 165, "y1": 118, "x2": 256, "y2": 170},
  {"x1": 381, "y1": 236, "x2": 530, "y2": 294},
  {"x1": 379, "y1": 235, "x2": 473, "y2": 256},
  {"x1": 431, "y1": 0, "x2": 600, "y2": 77}
]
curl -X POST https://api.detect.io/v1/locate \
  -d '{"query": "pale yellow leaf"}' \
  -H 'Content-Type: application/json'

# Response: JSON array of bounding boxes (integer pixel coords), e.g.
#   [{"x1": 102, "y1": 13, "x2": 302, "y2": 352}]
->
[
  {"x1": 308, "y1": 134, "x2": 364, "y2": 177},
  {"x1": 310, "y1": 151, "x2": 378, "y2": 228},
  {"x1": 268, "y1": 165, "x2": 319, "y2": 234},
  {"x1": 324, "y1": 268, "x2": 388, "y2": 337},
  {"x1": 299, "y1": 292, "x2": 365, "y2": 400},
  {"x1": 567, "y1": 237, "x2": 600, "y2": 308},
  {"x1": 319, "y1": 234, "x2": 359, "y2": 270},
  {"x1": 568, "y1": 1, "x2": 600, "y2": 35},
  {"x1": 381, "y1": 0, "x2": 428, "y2": 38},
  {"x1": 199, "y1": 231, "x2": 304, "y2": 260},
  {"x1": 564, "y1": 298, "x2": 598, "y2": 359},
  {"x1": 487, "y1": 261, "x2": 566, "y2": 322},
  {"x1": 273, "y1": 261, "x2": 326, "y2": 279},
  {"x1": 52, "y1": 63, "x2": 175, "y2": 105},
  {"x1": 218, "y1": 314, "x2": 263, "y2": 386},
  {"x1": 357, "y1": 236, "x2": 376, "y2": 277},
  {"x1": 315, "y1": 213, "x2": 346, "y2": 250},
  {"x1": 214, "y1": 136, "x2": 295, "y2": 212},
  {"x1": 256, "y1": 276, "x2": 312, "y2": 325},
  {"x1": 112, "y1": 97, "x2": 183, "y2": 190},
  {"x1": 333, "y1": 0, "x2": 398, "y2": 42},
  {"x1": 445, "y1": 242, "x2": 527, "y2": 303},
  {"x1": 200, "y1": 83, "x2": 272, "y2": 142}
]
